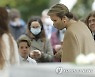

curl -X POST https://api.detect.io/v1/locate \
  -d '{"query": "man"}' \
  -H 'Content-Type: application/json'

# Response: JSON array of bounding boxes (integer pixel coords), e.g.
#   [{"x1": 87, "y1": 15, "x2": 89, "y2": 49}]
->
[
  {"x1": 85, "y1": 11, "x2": 95, "y2": 40},
  {"x1": 48, "y1": 3, "x2": 95, "y2": 62}
]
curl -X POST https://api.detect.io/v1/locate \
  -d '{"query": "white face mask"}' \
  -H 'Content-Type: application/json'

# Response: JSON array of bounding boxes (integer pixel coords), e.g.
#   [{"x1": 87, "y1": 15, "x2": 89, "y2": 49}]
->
[{"x1": 30, "y1": 27, "x2": 41, "y2": 35}]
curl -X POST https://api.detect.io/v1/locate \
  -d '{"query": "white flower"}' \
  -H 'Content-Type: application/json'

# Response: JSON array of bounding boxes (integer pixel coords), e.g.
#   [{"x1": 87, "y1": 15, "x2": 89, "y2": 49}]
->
[
  {"x1": 75, "y1": 53, "x2": 95, "y2": 65},
  {"x1": 75, "y1": 54, "x2": 89, "y2": 64}
]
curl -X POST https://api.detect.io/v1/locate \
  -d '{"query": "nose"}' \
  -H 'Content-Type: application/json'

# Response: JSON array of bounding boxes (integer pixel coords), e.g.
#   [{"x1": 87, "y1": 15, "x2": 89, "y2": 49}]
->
[
  {"x1": 23, "y1": 48, "x2": 27, "y2": 51},
  {"x1": 89, "y1": 19, "x2": 95, "y2": 25},
  {"x1": 90, "y1": 21, "x2": 94, "y2": 25}
]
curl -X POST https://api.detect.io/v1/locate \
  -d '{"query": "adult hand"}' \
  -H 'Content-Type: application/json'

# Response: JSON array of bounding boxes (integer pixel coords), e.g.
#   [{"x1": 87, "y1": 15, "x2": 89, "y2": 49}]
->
[
  {"x1": 54, "y1": 44, "x2": 61, "y2": 52},
  {"x1": 30, "y1": 50, "x2": 42, "y2": 60}
]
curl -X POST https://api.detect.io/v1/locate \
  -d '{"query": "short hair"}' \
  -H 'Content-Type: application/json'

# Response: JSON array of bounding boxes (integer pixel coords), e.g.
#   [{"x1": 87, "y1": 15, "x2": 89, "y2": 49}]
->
[{"x1": 17, "y1": 36, "x2": 31, "y2": 47}]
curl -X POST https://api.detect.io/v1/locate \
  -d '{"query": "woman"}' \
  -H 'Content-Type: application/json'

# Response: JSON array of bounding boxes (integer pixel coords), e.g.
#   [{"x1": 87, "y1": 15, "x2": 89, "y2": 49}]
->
[
  {"x1": 85, "y1": 11, "x2": 95, "y2": 40},
  {"x1": 19, "y1": 16, "x2": 53, "y2": 62},
  {"x1": 0, "y1": 7, "x2": 19, "y2": 70}
]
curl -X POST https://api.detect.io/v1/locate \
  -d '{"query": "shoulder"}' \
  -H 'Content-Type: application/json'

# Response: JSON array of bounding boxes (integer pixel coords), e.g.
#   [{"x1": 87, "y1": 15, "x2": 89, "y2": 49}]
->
[
  {"x1": 27, "y1": 57, "x2": 37, "y2": 64},
  {"x1": 2, "y1": 33, "x2": 11, "y2": 44},
  {"x1": 2, "y1": 33, "x2": 9, "y2": 39}
]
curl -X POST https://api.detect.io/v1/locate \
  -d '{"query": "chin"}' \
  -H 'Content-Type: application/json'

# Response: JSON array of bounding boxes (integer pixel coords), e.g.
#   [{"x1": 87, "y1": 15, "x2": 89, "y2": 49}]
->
[
  {"x1": 59, "y1": 27, "x2": 64, "y2": 30},
  {"x1": 60, "y1": 28, "x2": 63, "y2": 30}
]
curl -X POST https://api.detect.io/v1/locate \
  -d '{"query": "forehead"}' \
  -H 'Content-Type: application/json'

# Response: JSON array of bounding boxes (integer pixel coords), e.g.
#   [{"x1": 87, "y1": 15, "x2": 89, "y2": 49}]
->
[
  {"x1": 89, "y1": 16, "x2": 95, "y2": 20},
  {"x1": 31, "y1": 21, "x2": 40, "y2": 26},
  {"x1": 19, "y1": 42, "x2": 28, "y2": 46},
  {"x1": 49, "y1": 14, "x2": 59, "y2": 20}
]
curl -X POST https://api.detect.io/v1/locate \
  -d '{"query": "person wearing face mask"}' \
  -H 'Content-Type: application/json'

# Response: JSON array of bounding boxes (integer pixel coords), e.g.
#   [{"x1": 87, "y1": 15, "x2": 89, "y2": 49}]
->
[
  {"x1": 9, "y1": 8, "x2": 26, "y2": 40},
  {"x1": 18, "y1": 16, "x2": 54, "y2": 63},
  {"x1": 30, "y1": 26, "x2": 41, "y2": 36}
]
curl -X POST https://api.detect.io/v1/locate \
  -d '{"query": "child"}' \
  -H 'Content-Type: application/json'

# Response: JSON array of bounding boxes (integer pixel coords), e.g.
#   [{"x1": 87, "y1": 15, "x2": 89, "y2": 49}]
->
[{"x1": 17, "y1": 36, "x2": 37, "y2": 64}]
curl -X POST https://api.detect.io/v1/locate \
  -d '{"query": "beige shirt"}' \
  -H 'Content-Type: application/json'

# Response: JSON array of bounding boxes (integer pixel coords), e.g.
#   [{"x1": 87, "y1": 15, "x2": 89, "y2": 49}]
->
[{"x1": 61, "y1": 21, "x2": 95, "y2": 62}]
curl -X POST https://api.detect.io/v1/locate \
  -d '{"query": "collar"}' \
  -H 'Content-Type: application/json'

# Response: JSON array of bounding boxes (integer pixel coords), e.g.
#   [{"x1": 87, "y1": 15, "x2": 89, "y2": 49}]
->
[{"x1": 19, "y1": 56, "x2": 29, "y2": 62}]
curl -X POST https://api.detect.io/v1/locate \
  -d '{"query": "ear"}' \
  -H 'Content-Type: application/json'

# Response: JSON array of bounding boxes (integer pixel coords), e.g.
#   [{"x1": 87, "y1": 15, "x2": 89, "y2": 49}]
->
[
  {"x1": 62, "y1": 16, "x2": 67, "y2": 23},
  {"x1": 63, "y1": 20, "x2": 66, "y2": 23}
]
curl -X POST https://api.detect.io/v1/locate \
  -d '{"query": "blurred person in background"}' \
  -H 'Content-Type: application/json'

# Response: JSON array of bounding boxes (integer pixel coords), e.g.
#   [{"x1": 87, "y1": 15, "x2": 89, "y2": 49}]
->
[
  {"x1": 19, "y1": 16, "x2": 53, "y2": 63},
  {"x1": 8, "y1": 8, "x2": 26, "y2": 40},
  {"x1": 0, "y1": 7, "x2": 19, "y2": 77},
  {"x1": 48, "y1": 3, "x2": 95, "y2": 63},
  {"x1": 85, "y1": 11, "x2": 95, "y2": 40},
  {"x1": 41, "y1": 9, "x2": 57, "y2": 39},
  {"x1": 50, "y1": 29, "x2": 66, "y2": 62}
]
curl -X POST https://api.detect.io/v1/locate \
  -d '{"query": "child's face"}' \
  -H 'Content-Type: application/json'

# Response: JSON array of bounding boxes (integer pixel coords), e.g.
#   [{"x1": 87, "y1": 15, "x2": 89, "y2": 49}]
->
[{"x1": 18, "y1": 42, "x2": 30, "y2": 58}]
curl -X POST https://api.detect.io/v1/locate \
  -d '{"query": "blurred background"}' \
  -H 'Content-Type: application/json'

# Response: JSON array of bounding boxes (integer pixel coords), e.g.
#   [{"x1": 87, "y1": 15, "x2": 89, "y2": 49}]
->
[{"x1": 0, "y1": 0, "x2": 95, "y2": 22}]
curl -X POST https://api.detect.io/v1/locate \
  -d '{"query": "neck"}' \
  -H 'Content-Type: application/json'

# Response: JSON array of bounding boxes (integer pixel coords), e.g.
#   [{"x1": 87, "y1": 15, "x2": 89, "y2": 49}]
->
[{"x1": 66, "y1": 19, "x2": 76, "y2": 28}]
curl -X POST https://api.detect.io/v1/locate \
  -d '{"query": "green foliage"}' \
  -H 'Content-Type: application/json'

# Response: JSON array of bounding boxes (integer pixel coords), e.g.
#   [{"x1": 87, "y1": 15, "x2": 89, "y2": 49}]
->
[
  {"x1": 0, "y1": 0, "x2": 50, "y2": 22},
  {"x1": 0, "y1": 0, "x2": 17, "y2": 7},
  {"x1": 71, "y1": 0, "x2": 94, "y2": 20},
  {"x1": 16, "y1": 0, "x2": 50, "y2": 22}
]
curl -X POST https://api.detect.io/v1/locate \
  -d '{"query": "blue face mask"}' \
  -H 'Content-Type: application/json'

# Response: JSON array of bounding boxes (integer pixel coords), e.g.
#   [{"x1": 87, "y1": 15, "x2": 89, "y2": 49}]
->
[{"x1": 30, "y1": 27, "x2": 41, "y2": 35}]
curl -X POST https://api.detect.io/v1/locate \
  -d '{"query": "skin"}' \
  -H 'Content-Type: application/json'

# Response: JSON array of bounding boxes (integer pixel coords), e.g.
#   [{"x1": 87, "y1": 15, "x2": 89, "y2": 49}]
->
[
  {"x1": 30, "y1": 21, "x2": 41, "y2": 28},
  {"x1": 49, "y1": 14, "x2": 77, "y2": 57},
  {"x1": 49, "y1": 14, "x2": 76, "y2": 30},
  {"x1": 88, "y1": 16, "x2": 95, "y2": 32},
  {"x1": 49, "y1": 14, "x2": 65, "y2": 30},
  {"x1": 18, "y1": 42, "x2": 30, "y2": 59},
  {"x1": 30, "y1": 50, "x2": 41, "y2": 60},
  {"x1": 49, "y1": 14, "x2": 74, "y2": 30}
]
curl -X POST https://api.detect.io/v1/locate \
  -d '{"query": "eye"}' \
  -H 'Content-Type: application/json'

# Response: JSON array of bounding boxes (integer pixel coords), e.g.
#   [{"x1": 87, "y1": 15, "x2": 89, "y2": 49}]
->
[
  {"x1": 32, "y1": 26, "x2": 37, "y2": 28},
  {"x1": 92, "y1": 19, "x2": 95, "y2": 22},
  {"x1": 31, "y1": 25, "x2": 40, "y2": 28},
  {"x1": 26, "y1": 46, "x2": 28, "y2": 49},
  {"x1": 52, "y1": 20, "x2": 56, "y2": 22},
  {"x1": 21, "y1": 46, "x2": 23, "y2": 49}
]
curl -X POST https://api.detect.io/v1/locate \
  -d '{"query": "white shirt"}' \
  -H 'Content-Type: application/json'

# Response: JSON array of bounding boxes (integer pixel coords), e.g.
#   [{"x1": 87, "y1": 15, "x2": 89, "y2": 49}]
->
[{"x1": 19, "y1": 56, "x2": 37, "y2": 64}]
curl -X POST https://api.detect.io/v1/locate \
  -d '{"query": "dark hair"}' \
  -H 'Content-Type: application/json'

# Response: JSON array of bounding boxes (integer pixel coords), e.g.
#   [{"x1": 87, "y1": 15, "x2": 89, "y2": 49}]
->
[
  {"x1": 0, "y1": 7, "x2": 9, "y2": 35},
  {"x1": 17, "y1": 40, "x2": 31, "y2": 47},
  {"x1": 27, "y1": 16, "x2": 46, "y2": 41},
  {"x1": 85, "y1": 11, "x2": 95, "y2": 27},
  {"x1": 0, "y1": 7, "x2": 16, "y2": 69},
  {"x1": 27, "y1": 16, "x2": 44, "y2": 31}
]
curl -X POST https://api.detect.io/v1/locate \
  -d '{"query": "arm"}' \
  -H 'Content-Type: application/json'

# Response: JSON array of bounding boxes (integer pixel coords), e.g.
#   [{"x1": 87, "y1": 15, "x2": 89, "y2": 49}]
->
[
  {"x1": 41, "y1": 39, "x2": 54, "y2": 62},
  {"x1": 61, "y1": 30, "x2": 79, "y2": 62}
]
